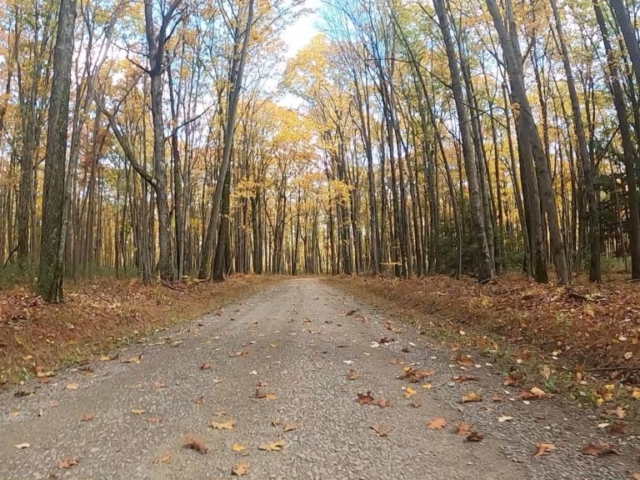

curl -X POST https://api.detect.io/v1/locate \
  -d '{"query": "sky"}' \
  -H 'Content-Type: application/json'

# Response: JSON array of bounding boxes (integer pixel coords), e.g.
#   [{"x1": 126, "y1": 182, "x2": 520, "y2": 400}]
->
[{"x1": 281, "y1": 0, "x2": 321, "y2": 59}]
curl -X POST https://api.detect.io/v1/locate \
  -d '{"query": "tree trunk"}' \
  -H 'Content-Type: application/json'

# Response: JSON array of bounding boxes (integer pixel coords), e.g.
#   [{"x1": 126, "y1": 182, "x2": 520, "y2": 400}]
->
[
  {"x1": 37, "y1": 0, "x2": 77, "y2": 302},
  {"x1": 433, "y1": 0, "x2": 494, "y2": 282}
]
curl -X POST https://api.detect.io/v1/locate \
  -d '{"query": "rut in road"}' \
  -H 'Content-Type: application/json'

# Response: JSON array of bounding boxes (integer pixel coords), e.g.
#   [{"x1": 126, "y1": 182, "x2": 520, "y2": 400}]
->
[{"x1": 0, "y1": 279, "x2": 635, "y2": 479}]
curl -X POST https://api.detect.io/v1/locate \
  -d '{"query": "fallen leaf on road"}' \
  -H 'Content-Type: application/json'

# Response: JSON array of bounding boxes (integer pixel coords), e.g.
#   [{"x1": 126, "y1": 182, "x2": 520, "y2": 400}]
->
[
  {"x1": 498, "y1": 416, "x2": 514, "y2": 423},
  {"x1": 534, "y1": 443, "x2": 556, "y2": 457},
  {"x1": 153, "y1": 452, "x2": 172, "y2": 464},
  {"x1": 271, "y1": 420, "x2": 282, "y2": 427},
  {"x1": 581, "y1": 443, "x2": 619, "y2": 456},
  {"x1": 606, "y1": 406, "x2": 625, "y2": 419},
  {"x1": 492, "y1": 394, "x2": 504, "y2": 403},
  {"x1": 427, "y1": 418, "x2": 447, "y2": 430},
  {"x1": 147, "y1": 416, "x2": 162, "y2": 424},
  {"x1": 232, "y1": 462, "x2": 250, "y2": 476},
  {"x1": 375, "y1": 397, "x2": 391, "y2": 408},
  {"x1": 466, "y1": 431, "x2": 483, "y2": 442},
  {"x1": 200, "y1": 362, "x2": 213, "y2": 370},
  {"x1": 422, "y1": 383, "x2": 433, "y2": 390},
  {"x1": 356, "y1": 392, "x2": 375, "y2": 405},
  {"x1": 232, "y1": 443, "x2": 246, "y2": 452},
  {"x1": 123, "y1": 355, "x2": 142, "y2": 364},
  {"x1": 452, "y1": 374, "x2": 478, "y2": 382},
  {"x1": 530, "y1": 387, "x2": 548, "y2": 398},
  {"x1": 456, "y1": 353, "x2": 474, "y2": 367},
  {"x1": 259, "y1": 439, "x2": 285, "y2": 451},
  {"x1": 183, "y1": 435, "x2": 208, "y2": 454},
  {"x1": 80, "y1": 414, "x2": 94, "y2": 422},
  {"x1": 503, "y1": 374, "x2": 520, "y2": 387},
  {"x1": 403, "y1": 387, "x2": 417, "y2": 398},
  {"x1": 370, "y1": 424, "x2": 389, "y2": 437},
  {"x1": 154, "y1": 381, "x2": 166, "y2": 389},
  {"x1": 231, "y1": 350, "x2": 250, "y2": 357},
  {"x1": 454, "y1": 423, "x2": 472, "y2": 435},
  {"x1": 65, "y1": 383, "x2": 79, "y2": 391},
  {"x1": 256, "y1": 380, "x2": 268, "y2": 387},
  {"x1": 194, "y1": 396, "x2": 204, "y2": 405},
  {"x1": 518, "y1": 387, "x2": 548, "y2": 401},
  {"x1": 131, "y1": 408, "x2": 146, "y2": 415},
  {"x1": 609, "y1": 422, "x2": 627, "y2": 434},
  {"x1": 36, "y1": 369, "x2": 56, "y2": 378},
  {"x1": 14, "y1": 443, "x2": 30, "y2": 450},
  {"x1": 632, "y1": 473, "x2": 640, "y2": 480},
  {"x1": 211, "y1": 419, "x2": 236, "y2": 430},
  {"x1": 58, "y1": 458, "x2": 79, "y2": 469},
  {"x1": 347, "y1": 369, "x2": 359, "y2": 380},
  {"x1": 461, "y1": 392, "x2": 482, "y2": 403},
  {"x1": 284, "y1": 422, "x2": 299, "y2": 432},
  {"x1": 401, "y1": 367, "x2": 435, "y2": 383},
  {"x1": 255, "y1": 389, "x2": 277, "y2": 400},
  {"x1": 410, "y1": 401, "x2": 422, "y2": 408}
]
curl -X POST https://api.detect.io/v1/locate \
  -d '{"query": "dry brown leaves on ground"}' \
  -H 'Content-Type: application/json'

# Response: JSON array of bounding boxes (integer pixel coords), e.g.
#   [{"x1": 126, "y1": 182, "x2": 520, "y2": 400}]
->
[
  {"x1": 0, "y1": 276, "x2": 272, "y2": 385},
  {"x1": 330, "y1": 274, "x2": 640, "y2": 371},
  {"x1": 183, "y1": 435, "x2": 208, "y2": 454}
]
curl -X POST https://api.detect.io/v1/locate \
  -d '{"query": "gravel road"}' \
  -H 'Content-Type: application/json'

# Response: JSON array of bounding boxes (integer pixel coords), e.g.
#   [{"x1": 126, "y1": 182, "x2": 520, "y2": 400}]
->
[{"x1": 0, "y1": 278, "x2": 637, "y2": 479}]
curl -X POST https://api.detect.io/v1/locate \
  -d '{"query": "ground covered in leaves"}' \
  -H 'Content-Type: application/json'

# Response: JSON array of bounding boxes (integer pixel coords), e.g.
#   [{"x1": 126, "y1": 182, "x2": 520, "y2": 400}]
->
[
  {"x1": 329, "y1": 274, "x2": 640, "y2": 406},
  {"x1": 0, "y1": 275, "x2": 274, "y2": 385}
]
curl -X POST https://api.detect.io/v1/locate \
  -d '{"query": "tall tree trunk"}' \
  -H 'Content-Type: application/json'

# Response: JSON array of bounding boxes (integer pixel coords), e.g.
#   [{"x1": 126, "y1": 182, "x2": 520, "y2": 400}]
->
[
  {"x1": 199, "y1": 0, "x2": 254, "y2": 280},
  {"x1": 551, "y1": 0, "x2": 600, "y2": 281},
  {"x1": 37, "y1": 0, "x2": 77, "y2": 302},
  {"x1": 594, "y1": 0, "x2": 640, "y2": 279},
  {"x1": 486, "y1": 0, "x2": 570, "y2": 285},
  {"x1": 432, "y1": 0, "x2": 494, "y2": 281}
]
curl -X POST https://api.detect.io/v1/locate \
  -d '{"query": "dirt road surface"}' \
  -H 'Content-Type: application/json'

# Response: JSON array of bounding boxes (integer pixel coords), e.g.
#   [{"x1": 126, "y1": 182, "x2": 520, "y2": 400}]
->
[{"x1": 0, "y1": 279, "x2": 636, "y2": 479}]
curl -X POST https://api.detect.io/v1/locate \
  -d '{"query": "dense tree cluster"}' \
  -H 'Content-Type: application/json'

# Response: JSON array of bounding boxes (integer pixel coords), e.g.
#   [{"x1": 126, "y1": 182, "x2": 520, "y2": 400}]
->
[{"x1": 1, "y1": 0, "x2": 640, "y2": 301}]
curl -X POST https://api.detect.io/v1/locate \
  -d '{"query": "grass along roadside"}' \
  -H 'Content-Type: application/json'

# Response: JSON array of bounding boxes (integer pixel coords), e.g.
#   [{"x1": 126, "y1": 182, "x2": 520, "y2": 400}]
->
[
  {"x1": 326, "y1": 274, "x2": 640, "y2": 419},
  {"x1": 0, "y1": 275, "x2": 278, "y2": 385}
]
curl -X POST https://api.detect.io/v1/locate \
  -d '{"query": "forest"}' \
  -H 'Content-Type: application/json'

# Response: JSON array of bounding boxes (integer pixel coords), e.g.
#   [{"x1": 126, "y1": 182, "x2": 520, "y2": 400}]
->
[{"x1": 1, "y1": 0, "x2": 640, "y2": 300}]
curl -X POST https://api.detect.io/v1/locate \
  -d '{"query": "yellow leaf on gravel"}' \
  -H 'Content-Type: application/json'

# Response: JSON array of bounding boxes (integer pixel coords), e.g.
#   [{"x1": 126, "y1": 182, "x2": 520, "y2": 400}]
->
[
  {"x1": 211, "y1": 419, "x2": 235, "y2": 430},
  {"x1": 283, "y1": 422, "x2": 299, "y2": 432},
  {"x1": 370, "y1": 424, "x2": 390, "y2": 437},
  {"x1": 455, "y1": 422, "x2": 472, "y2": 435},
  {"x1": 232, "y1": 443, "x2": 246, "y2": 452},
  {"x1": 422, "y1": 383, "x2": 433, "y2": 390},
  {"x1": 534, "y1": 442, "x2": 556, "y2": 457},
  {"x1": 153, "y1": 452, "x2": 172, "y2": 464},
  {"x1": 259, "y1": 440, "x2": 285, "y2": 451},
  {"x1": 461, "y1": 392, "x2": 482, "y2": 403},
  {"x1": 131, "y1": 408, "x2": 146, "y2": 415},
  {"x1": 232, "y1": 462, "x2": 250, "y2": 476},
  {"x1": 65, "y1": 382, "x2": 79, "y2": 391},
  {"x1": 427, "y1": 418, "x2": 447, "y2": 430},
  {"x1": 57, "y1": 458, "x2": 79, "y2": 469},
  {"x1": 632, "y1": 388, "x2": 640, "y2": 399},
  {"x1": 14, "y1": 443, "x2": 30, "y2": 450},
  {"x1": 347, "y1": 369, "x2": 359, "y2": 380},
  {"x1": 403, "y1": 387, "x2": 417, "y2": 398},
  {"x1": 530, "y1": 387, "x2": 548, "y2": 399},
  {"x1": 80, "y1": 413, "x2": 94, "y2": 422}
]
